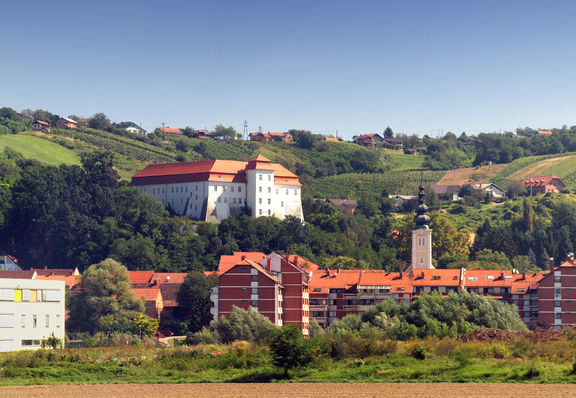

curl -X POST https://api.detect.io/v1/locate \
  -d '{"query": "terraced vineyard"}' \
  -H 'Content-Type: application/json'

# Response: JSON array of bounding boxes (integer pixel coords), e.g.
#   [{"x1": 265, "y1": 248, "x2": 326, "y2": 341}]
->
[{"x1": 309, "y1": 170, "x2": 445, "y2": 198}]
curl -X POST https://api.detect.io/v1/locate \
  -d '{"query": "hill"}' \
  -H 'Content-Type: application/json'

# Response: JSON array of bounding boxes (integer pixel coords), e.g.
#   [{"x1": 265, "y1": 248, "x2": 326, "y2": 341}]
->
[{"x1": 0, "y1": 134, "x2": 80, "y2": 166}]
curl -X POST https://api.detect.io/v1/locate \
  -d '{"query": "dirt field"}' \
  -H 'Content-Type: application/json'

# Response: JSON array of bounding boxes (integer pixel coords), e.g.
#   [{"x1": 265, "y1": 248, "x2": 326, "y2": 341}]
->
[
  {"x1": 437, "y1": 164, "x2": 507, "y2": 185},
  {"x1": 2, "y1": 383, "x2": 576, "y2": 398}
]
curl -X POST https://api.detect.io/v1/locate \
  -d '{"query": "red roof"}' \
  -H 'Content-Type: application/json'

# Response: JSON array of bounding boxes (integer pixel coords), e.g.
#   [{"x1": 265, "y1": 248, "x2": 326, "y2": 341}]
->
[
  {"x1": 35, "y1": 274, "x2": 81, "y2": 289},
  {"x1": 284, "y1": 254, "x2": 320, "y2": 271},
  {"x1": 537, "y1": 130, "x2": 553, "y2": 136},
  {"x1": 0, "y1": 270, "x2": 36, "y2": 279},
  {"x1": 310, "y1": 269, "x2": 363, "y2": 293},
  {"x1": 150, "y1": 272, "x2": 188, "y2": 284},
  {"x1": 218, "y1": 252, "x2": 266, "y2": 274},
  {"x1": 133, "y1": 287, "x2": 162, "y2": 302},
  {"x1": 129, "y1": 271, "x2": 154, "y2": 284},
  {"x1": 34, "y1": 120, "x2": 50, "y2": 126},
  {"x1": 160, "y1": 127, "x2": 183, "y2": 134},
  {"x1": 131, "y1": 159, "x2": 300, "y2": 186},
  {"x1": 524, "y1": 175, "x2": 564, "y2": 187}
]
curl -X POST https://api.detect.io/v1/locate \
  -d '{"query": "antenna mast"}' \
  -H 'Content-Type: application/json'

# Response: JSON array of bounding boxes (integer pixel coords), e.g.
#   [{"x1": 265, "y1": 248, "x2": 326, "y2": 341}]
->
[{"x1": 243, "y1": 120, "x2": 248, "y2": 140}]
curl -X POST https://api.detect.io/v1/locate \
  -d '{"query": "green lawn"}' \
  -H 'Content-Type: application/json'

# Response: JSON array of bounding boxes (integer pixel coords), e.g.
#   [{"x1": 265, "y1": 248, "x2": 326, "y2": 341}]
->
[{"x1": 0, "y1": 134, "x2": 80, "y2": 166}]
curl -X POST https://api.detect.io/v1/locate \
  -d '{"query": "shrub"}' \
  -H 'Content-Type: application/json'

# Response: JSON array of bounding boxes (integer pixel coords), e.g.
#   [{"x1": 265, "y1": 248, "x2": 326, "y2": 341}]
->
[{"x1": 268, "y1": 325, "x2": 314, "y2": 375}]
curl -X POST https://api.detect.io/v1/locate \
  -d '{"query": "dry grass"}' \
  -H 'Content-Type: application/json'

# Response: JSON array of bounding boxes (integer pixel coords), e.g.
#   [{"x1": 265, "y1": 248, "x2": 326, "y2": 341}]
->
[{"x1": 437, "y1": 164, "x2": 508, "y2": 185}]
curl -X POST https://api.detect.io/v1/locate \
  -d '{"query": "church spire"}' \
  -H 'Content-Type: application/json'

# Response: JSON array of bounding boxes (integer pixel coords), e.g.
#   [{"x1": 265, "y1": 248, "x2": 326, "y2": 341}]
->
[{"x1": 414, "y1": 183, "x2": 430, "y2": 229}]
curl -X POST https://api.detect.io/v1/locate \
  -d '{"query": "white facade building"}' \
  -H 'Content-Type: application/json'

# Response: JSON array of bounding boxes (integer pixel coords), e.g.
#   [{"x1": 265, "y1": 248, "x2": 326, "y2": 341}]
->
[
  {"x1": 0, "y1": 278, "x2": 66, "y2": 352},
  {"x1": 131, "y1": 155, "x2": 304, "y2": 222}
]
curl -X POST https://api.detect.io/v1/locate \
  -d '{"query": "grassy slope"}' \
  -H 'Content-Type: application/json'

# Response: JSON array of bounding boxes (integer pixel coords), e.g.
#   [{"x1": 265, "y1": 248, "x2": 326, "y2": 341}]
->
[{"x1": 0, "y1": 134, "x2": 80, "y2": 166}]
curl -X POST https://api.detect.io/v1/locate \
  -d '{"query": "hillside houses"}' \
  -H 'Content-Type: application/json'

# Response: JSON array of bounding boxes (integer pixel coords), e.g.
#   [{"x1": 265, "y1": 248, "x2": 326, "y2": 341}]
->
[
  {"x1": 525, "y1": 175, "x2": 565, "y2": 194},
  {"x1": 249, "y1": 131, "x2": 293, "y2": 142}
]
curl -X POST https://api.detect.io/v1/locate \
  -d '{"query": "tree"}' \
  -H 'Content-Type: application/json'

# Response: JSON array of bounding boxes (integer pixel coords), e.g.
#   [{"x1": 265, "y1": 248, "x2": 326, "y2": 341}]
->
[
  {"x1": 68, "y1": 259, "x2": 144, "y2": 333},
  {"x1": 213, "y1": 124, "x2": 237, "y2": 139},
  {"x1": 522, "y1": 198, "x2": 533, "y2": 233},
  {"x1": 268, "y1": 325, "x2": 314, "y2": 375},
  {"x1": 210, "y1": 306, "x2": 277, "y2": 343},
  {"x1": 289, "y1": 129, "x2": 316, "y2": 149},
  {"x1": 176, "y1": 271, "x2": 217, "y2": 332},
  {"x1": 383, "y1": 126, "x2": 394, "y2": 139},
  {"x1": 89, "y1": 113, "x2": 112, "y2": 131}
]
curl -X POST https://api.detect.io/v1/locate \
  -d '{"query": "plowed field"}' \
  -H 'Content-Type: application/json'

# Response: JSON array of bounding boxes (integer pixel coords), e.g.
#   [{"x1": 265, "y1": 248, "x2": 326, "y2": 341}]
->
[{"x1": 2, "y1": 383, "x2": 576, "y2": 398}]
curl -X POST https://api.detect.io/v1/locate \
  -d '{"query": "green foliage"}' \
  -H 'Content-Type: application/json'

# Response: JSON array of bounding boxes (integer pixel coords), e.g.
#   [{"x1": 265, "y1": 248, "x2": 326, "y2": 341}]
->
[
  {"x1": 196, "y1": 307, "x2": 277, "y2": 344},
  {"x1": 99, "y1": 313, "x2": 159, "y2": 337},
  {"x1": 68, "y1": 259, "x2": 145, "y2": 333},
  {"x1": 175, "y1": 272, "x2": 216, "y2": 333},
  {"x1": 268, "y1": 325, "x2": 314, "y2": 375}
]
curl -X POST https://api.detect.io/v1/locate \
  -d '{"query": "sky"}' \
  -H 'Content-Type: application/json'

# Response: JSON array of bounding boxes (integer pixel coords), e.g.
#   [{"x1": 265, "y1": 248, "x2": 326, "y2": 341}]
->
[{"x1": 1, "y1": 0, "x2": 576, "y2": 139}]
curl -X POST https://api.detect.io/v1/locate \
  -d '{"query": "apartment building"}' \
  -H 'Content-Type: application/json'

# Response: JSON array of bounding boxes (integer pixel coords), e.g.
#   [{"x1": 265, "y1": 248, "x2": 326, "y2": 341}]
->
[{"x1": 0, "y1": 278, "x2": 65, "y2": 352}]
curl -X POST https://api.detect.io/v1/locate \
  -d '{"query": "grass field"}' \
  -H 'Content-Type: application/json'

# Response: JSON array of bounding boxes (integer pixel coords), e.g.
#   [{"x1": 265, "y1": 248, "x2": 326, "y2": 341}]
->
[
  {"x1": 0, "y1": 134, "x2": 80, "y2": 165},
  {"x1": 385, "y1": 150, "x2": 426, "y2": 171}
]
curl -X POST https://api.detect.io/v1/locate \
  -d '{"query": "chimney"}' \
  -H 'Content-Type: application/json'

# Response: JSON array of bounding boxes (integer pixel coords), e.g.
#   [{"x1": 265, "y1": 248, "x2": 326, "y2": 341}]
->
[
  {"x1": 241, "y1": 255, "x2": 246, "y2": 260},
  {"x1": 267, "y1": 257, "x2": 271, "y2": 272},
  {"x1": 294, "y1": 255, "x2": 299, "y2": 266},
  {"x1": 550, "y1": 257, "x2": 555, "y2": 273},
  {"x1": 399, "y1": 271, "x2": 403, "y2": 279}
]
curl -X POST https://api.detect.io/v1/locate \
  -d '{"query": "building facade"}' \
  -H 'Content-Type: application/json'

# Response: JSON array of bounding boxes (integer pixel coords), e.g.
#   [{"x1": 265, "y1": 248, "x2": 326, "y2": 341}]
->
[
  {"x1": 0, "y1": 278, "x2": 65, "y2": 352},
  {"x1": 131, "y1": 155, "x2": 303, "y2": 222}
]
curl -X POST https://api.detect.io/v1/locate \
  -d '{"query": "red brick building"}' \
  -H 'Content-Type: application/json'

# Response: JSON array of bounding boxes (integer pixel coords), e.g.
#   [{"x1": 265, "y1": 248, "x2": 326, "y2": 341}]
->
[
  {"x1": 538, "y1": 256, "x2": 576, "y2": 329},
  {"x1": 524, "y1": 175, "x2": 565, "y2": 194}
]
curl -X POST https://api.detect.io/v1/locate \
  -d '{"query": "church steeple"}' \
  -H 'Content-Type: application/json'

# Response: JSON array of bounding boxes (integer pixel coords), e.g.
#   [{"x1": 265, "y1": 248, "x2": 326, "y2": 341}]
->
[
  {"x1": 414, "y1": 184, "x2": 430, "y2": 229},
  {"x1": 410, "y1": 181, "x2": 434, "y2": 270}
]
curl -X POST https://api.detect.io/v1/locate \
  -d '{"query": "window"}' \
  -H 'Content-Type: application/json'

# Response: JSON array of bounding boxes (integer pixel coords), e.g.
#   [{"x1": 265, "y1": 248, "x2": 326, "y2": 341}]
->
[
  {"x1": 152, "y1": 188, "x2": 155, "y2": 194},
  {"x1": 259, "y1": 187, "x2": 262, "y2": 193},
  {"x1": 259, "y1": 209, "x2": 262, "y2": 215},
  {"x1": 231, "y1": 186, "x2": 234, "y2": 192},
  {"x1": 196, "y1": 185, "x2": 198, "y2": 191},
  {"x1": 268, "y1": 187, "x2": 271, "y2": 193},
  {"x1": 0, "y1": 288, "x2": 14, "y2": 301},
  {"x1": 268, "y1": 175, "x2": 271, "y2": 181},
  {"x1": 286, "y1": 189, "x2": 289, "y2": 195},
  {"x1": 313, "y1": 288, "x2": 321, "y2": 292},
  {"x1": 56, "y1": 315, "x2": 61, "y2": 328},
  {"x1": 224, "y1": 198, "x2": 227, "y2": 203},
  {"x1": 162, "y1": 188, "x2": 165, "y2": 193},
  {"x1": 556, "y1": 289, "x2": 561, "y2": 296},
  {"x1": 45, "y1": 315, "x2": 50, "y2": 328},
  {"x1": 171, "y1": 187, "x2": 173, "y2": 193},
  {"x1": 21, "y1": 314, "x2": 26, "y2": 328},
  {"x1": 295, "y1": 190, "x2": 297, "y2": 196},
  {"x1": 259, "y1": 198, "x2": 262, "y2": 204},
  {"x1": 555, "y1": 301, "x2": 561, "y2": 307},
  {"x1": 218, "y1": 197, "x2": 221, "y2": 203},
  {"x1": 555, "y1": 276, "x2": 561, "y2": 283},
  {"x1": 195, "y1": 194, "x2": 198, "y2": 200},
  {"x1": 251, "y1": 288, "x2": 258, "y2": 294},
  {"x1": 485, "y1": 275, "x2": 494, "y2": 280},
  {"x1": 32, "y1": 315, "x2": 37, "y2": 328},
  {"x1": 238, "y1": 186, "x2": 242, "y2": 192},
  {"x1": 556, "y1": 313, "x2": 562, "y2": 319},
  {"x1": 281, "y1": 201, "x2": 284, "y2": 207},
  {"x1": 268, "y1": 210, "x2": 271, "y2": 215},
  {"x1": 214, "y1": 186, "x2": 218, "y2": 191},
  {"x1": 268, "y1": 198, "x2": 271, "y2": 205},
  {"x1": 251, "y1": 301, "x2": 258, "y2": 307},
  {"x1": 186, "y1": 187, "x2": 188, "y2": 192},
  {"x1": 21, "y1": 340, "x2": 41, "y2": 346},
  {"x1": 259, "y1": 175, "x2": 262, "y2": 181},
  {"x1": 233, "y1": 198, "x2": 236, "y2": 204},
  {"x1": 239, "y1": 198, "x2": 243, "y2": 204},
  {"x1": 251, "y1": 275, "x2": 258, "y2": 282},
  {"x1": 432, "y1": 275, "x2": 441, "y2": 280}
]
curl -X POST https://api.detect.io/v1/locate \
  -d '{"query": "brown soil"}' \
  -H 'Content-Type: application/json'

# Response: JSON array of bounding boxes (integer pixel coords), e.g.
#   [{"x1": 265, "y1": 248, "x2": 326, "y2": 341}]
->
[
  {"x1": 460, "y1": 327, "x2": 566, "y2": 343},
  {"x1": 2, "y1": 383, "x2": 576, "y2": 398},
  {"x1": 437, "y1": 164, "x2": 508, "y2": 185}
]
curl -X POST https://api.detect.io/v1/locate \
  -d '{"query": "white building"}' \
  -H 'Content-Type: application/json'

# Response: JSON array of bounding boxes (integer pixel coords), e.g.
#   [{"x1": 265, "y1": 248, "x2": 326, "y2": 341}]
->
[
  {"x1": 131, "y1": 155, "x2": 304, "y2": 222},
  {"x1": 0, "y1": 278, "x2": 66, "y2": 352}
]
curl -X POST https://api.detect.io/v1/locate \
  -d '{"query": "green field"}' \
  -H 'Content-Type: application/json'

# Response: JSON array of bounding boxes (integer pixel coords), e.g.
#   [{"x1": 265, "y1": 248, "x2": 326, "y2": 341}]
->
[{"x1": 0, "y1": 134, "x2": 80, "y2": 165}]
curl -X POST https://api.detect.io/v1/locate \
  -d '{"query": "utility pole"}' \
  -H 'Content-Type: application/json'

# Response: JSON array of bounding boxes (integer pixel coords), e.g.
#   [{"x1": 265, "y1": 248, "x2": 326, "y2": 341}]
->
[
  {"x1": 243, "y1": 120, "x2": 248, "y2": 140},
  {"x1": 161, "y1": 122, "x2": 166, "y2": 128},
  {"x1": 258, "y1": 124, "x2": 262, "y2": 133}
]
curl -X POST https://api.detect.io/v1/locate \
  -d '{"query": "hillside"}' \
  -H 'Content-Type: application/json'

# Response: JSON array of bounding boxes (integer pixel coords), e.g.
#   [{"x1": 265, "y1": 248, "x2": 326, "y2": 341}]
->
[{"x1": 0, "y1": 134, "x2": 80, "y2": 166}]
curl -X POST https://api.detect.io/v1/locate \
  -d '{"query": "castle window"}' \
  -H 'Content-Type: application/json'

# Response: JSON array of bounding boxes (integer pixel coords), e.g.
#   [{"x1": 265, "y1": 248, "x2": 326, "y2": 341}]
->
[
  {"x1": 281, "y1": 201, "x2": 284, "y2": 207},
  {"x1": 238, "y1": 186, "x2": 242, "y2": 192},
  {"x1": 231, "y1": 186, "x2": 234, "y2": 192},
  {"x1": 286, "y1": 189, "x2": 289, "y2": 195},
  {"x1": 276, "y1": 189, "x2": 279, "y2": 194},
  {"x1": 171, "y1": 187, "x2": 173, "y2": 193},
  {"x1": 196, "y1": 185, "x2": 198, "y2": 191},
  {"x1": 259, "y1": 198, "x2": 262, "y2": 204},
  {"x1": 259, "y1": 209, "x2": 262, "y2": 215},
  {"x1": 185, "y1": 187, "x2": 188, "y2": 192},
  {"x1": 218, "y1": 197, "x2": 221, "y2": 203},
  {"x1": 268, "y1": 187, "x2": 271, "y2": 193},
  {"x1": 259, "y1": 187, "x2": 262, "y2": 193},
  {"x1": 259, "y1": 175, "x2": 262, "y2": 181},
  {"x1": 268, "y1": 175, "x2": 271, "y2": 181},
  {"x1": 214, "y1": 186, "x2": 217, "y2": 192},
  {"x1": 233, "y1": 198, "x2": 236, "y2": 204},
  {"x1": 268, "y1": 210, "x2": 271, "y2": 215},
  {"x1": 268, "y1": 199, "x2": 271, "y2": 205},
  {"x1": 224, "y1": 198, "x2": 227, "y2": 204}
]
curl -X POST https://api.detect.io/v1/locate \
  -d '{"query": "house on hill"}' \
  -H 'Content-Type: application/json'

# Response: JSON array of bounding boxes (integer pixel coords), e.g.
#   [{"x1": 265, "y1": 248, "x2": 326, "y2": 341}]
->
[
  {"x1": 159, "y1": 127, "x2": 183, "y2": 135},
  {"x1": 32, "y1": 120, "x2": 50, "y2": 132},
  {"x1": 537, "y1": 130, "x2": 553, "y2": 136},
  {"x1": 324, "y1": 136, "x2": 342, "y2": 142},
  {"x1": 55, "y1": 118, "x2": 78, "y2": 129},
  {"x1": 249, "y1": 131, "x2": 293, "y2": 142},
  {"x1": 428, "y1": 184, "x2": 461, "y2": 201},
  {"x1": 325, "y1": 198, "x2": 358, "y2": 214},
  {"x1": 117, "y1": 122, "x2": 146, "y2": 135},
  {"x1": 191, "y1": 129, "x2": 215, "y2": 139},
  {"x1": 352, "y1": 133, "x2": 384, "y2": 147},
  {"x1": 524, "y1": 175, "x2": 565, "y2": 195},
  {"x1": 472, "y1": 183, "x2": 507, "y2": 201},
  {"x1": 131, "y1": 155, "x2": 303, "y2": 222}
]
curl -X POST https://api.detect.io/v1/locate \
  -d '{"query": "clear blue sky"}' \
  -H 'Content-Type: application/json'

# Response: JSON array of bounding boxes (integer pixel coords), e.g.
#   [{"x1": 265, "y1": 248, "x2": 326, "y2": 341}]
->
[{"x1": 2, "y1": 0, "x2": 575, "y2": 139}]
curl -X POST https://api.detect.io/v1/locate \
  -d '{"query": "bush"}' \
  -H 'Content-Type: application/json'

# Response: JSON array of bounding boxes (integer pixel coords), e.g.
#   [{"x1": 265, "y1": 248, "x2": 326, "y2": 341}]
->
[{"x1": 268, "y1": 325, "x2": 314, "y2": 375}]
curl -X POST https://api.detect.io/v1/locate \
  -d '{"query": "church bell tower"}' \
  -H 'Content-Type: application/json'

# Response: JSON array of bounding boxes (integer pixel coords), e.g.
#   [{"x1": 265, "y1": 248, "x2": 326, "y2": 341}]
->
[{"x1": 411, "y1": 184, "x2": 433, "y2": 269}]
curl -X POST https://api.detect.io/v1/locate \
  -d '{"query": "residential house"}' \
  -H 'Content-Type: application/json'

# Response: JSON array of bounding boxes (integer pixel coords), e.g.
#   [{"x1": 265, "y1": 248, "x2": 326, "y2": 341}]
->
[
  {"x1": 472, "y1": 183, "x2": 507, "y2": 201},
  {"x1": 325, "y1": 198, "x2": 358, "y2": 214},
  {"x1": 133, "y1": 288, "x2": 163, "y2": 319},
  {"x1": 131, "y1": 155, "x2": 304, "y2": 222},
  {"x1": 159, "y1": 127, "x2": 183, "y2": 135},
  {"x1": 537, "y1": 130, "x2": 553, "y2": 136},
  {"x1": 428, "y1": 184, "x2": 462, "y2": 201},
  {"x1": 352, "y1": 133, "x2": 384, "y2": 147},
  {"x1": 525, "y1": 175, "x2": 565, "y2": 195},
  {"x1": 191, "y1": 129, "x2": 215, "y2": 139},
  {"x1": 0, "y1": 252, "x2": 21, "y2": 271},
  {"x1": 389, "y1": 195, "x2": 416, "y2": 208},
  {"x1": 0, "y1": 278, "x2": 65, "y2": 352},
  {"x1": 32, "y1": 120, "x2": 50, "y2": 132},
  {"x1": 249, "y1": 131, "x2": 293, "y2": 142},
  {"x1": 117, "y1": 122, "x2": 147, "y2": 135},
  {"x1": 324, "y1": 136, "x2": 342, "y2": 142},
  {"x1": 55, "y1": 118, "x2": 78, "y2": 129},
  {"x1": 383, "y1": 137, "x2": 404, "y2": 148}
]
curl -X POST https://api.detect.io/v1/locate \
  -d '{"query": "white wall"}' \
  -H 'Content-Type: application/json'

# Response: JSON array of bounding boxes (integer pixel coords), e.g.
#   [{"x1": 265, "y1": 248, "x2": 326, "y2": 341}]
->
[{"x1": 0, "y1": 278, "x2": 65, "y2": 352}]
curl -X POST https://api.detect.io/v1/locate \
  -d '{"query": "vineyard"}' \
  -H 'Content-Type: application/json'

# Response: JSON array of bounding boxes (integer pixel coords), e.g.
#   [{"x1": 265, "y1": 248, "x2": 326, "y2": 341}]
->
[
  {"x1": 0, "y1": 134, "x2": 80, "y2": 166},
  {"x1": 308, "y1": 170, "x2": 446, "y2": 198}
]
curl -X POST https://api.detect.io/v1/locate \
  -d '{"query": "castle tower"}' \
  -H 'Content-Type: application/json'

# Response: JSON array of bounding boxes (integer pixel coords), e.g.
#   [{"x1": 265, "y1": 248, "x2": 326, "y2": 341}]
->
[
  {"x1": 245, "y1": 154, "x2": 275, "y2": 217},
  {"x1": 411, "y1": 183, "x2": 434, "y2": 269}
]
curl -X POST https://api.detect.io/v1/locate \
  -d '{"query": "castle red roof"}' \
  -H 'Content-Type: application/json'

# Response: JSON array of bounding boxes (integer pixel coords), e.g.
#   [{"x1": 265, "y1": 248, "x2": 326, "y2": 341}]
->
[{"x1": 159, "y1": 127, "x2": 183, "y2": 134}]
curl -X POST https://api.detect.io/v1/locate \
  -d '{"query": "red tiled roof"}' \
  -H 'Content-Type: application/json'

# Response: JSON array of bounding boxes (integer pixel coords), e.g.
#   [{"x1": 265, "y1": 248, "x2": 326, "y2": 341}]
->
[
  {"x1": 310, "y1": 269, "x2": 363, "y2": 293},
  {"x1": 160, "y1": 127, "x2": 183, "y2": 134},
  {"x1": 537, "y1": 130, "x2": 553, "y2": 136},
  {"x1": 150, "y1": 272, "x2": 188, "y2": 284},
  {"x1": 411, "y1": 269, "x2": 462, "y2": 287},
  {"x1": 133, "y1": 287, "x2": 162, "y2": 301},
  {"x1": 284, "y1": 254, "x2": 320, "y2": 271},
  {"x1": 131, "y1": 159, "x2": 300, "y2": 186},
  {"x1": 129, "y1": 271, "x2": 154, "y2": 285},
  {"x1": 35, "y1": 274, "x2": 80, "y2": 289},
  {"x1": 268, "y1": 132, "x2": 287, "y2": 137},
  {"x1": 218, "y1": 252, "x2": 266, "y2": 274},
  {"x1": 32, "y1": 268, "x2": 77, "y2": 276},
  {"x1": 524, "y1": 175, "x2": 563, "y2": 186},
  {"x1": 34, "y1": 120, "x2": 50, "y2": 126},
  {"x1": 324, "y1": 137, "x2": 340, "y2": 142}
]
